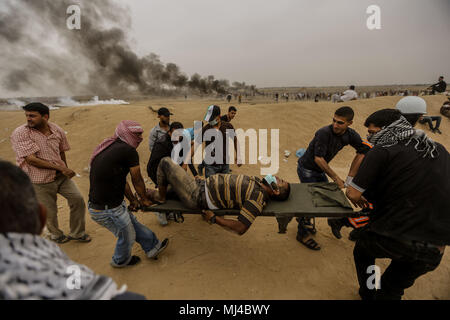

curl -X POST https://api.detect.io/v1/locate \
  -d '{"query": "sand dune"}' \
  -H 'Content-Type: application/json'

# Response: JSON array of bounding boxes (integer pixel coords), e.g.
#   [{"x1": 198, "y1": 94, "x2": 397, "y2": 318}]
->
[{"x1": 1, "y1": 95, "x2": 448, "y2": 300}]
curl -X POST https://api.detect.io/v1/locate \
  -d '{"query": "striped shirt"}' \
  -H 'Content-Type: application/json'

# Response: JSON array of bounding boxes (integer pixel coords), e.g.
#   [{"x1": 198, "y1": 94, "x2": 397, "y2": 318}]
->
[
  {"x1": 205, "y1": 174, "x2": 268, "y2": 227},
  {"x1": 10, "y1": 123, "x2": 70, "y2": 184}
]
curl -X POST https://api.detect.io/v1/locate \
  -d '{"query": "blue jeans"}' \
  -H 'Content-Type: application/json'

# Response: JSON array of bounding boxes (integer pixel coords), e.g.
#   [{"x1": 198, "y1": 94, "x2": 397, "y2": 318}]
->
[
  {"x1": 88, "y1": 201, "x2": 159, "y2": 265},
  {"x1": 296, "y1": 161, "x2": 328, "y2": 237},
  {"x1": 204, "y1": 163, "x2": 230, "y2": 178},
  {"x1": 297, "y1": 161, "x2": 328, "y2": 183},
  {"x1": 419, "y1": 116, "x2": 441, "y2": 131}
]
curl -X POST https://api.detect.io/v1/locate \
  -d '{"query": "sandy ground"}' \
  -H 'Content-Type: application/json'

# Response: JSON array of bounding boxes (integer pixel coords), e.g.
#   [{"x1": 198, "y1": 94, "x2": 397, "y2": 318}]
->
[{"x1": 1, "y1": 95, "x2": 449, "y2": 300}]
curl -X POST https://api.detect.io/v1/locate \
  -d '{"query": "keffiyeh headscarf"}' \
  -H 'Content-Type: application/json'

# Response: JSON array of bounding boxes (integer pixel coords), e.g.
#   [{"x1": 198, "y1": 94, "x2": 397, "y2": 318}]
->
[
  {"x1": 0, "y1": 233, "x2": 125, "y2": 300},
  {"x1": 90, "y1": 120, "x2": 144, "y2": 164},
  {"x1": 368, "y1": 115, "x2": 438, "y2": 158}
]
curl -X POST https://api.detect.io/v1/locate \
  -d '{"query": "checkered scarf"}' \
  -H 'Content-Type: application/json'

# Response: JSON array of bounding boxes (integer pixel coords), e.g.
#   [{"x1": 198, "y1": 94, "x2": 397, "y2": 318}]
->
[
  {"x1": 368, "y1": 116, "x2": 438, "y2": 158},
  {"x1": 90, "y1": 120, "x2": 143, "y2": 164},
  {"x1": 0, "y1": 233, "x2": 125, "y2": 300}
]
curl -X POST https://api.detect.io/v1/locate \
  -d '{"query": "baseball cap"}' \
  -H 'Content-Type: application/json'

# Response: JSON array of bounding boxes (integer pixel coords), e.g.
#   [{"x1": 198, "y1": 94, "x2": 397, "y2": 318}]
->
[
  {"x1": 158, "y1": 107, "x2": 173, "y2": 117},
  {"x1": 204, "y1": 105, "x2": 221, "y2": 123}
]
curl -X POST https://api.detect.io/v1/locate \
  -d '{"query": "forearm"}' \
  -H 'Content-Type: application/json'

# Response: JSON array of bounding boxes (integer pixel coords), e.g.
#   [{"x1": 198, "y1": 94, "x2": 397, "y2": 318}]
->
[
  {"x1": 314, "y1": 157, "x2": 340, "y2": 181},
  {"x1": 348, "y1": 154, "x2": 365, "y2": 177},
  {"x1": 26, "y1": 155, "x2": 66, "y2": 172},
  {"x1": 124, "y1": 182, "x2": 137, "y2": 203},
  {"x1": 215, "y1": 216, "x2": 247, "y2": 235},
  {"x1": 131, "y1": 171, "x2": 149, "y2": 201}
]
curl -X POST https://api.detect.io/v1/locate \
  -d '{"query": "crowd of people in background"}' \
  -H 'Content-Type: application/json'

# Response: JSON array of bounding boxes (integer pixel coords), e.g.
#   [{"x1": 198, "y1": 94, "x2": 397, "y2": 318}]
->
[{"x1": 222, "y1": 76, "x2": 448, "y2": 104}]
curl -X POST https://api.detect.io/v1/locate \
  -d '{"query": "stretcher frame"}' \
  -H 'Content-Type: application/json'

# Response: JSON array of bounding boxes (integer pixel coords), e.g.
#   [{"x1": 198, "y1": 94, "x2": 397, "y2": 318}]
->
[{"x1": 146, "y1": 183, "x2": 358, "y2": 219}]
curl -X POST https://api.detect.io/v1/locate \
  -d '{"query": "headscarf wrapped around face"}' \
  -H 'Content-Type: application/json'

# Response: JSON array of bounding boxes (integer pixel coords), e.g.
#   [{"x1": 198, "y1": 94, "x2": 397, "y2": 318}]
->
[
  {"x1": 368, "y1": 115, "x2": 438, "y2": 158},
  {"x1": 90, "y1": 120, "x2": 143, "y2": 164}
]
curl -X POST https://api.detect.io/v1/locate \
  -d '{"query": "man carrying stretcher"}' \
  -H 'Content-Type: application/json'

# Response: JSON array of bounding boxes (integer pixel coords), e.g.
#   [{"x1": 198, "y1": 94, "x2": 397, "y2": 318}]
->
[{"x1": 150, "y1": 157, "x2": 291, "y2": 235}]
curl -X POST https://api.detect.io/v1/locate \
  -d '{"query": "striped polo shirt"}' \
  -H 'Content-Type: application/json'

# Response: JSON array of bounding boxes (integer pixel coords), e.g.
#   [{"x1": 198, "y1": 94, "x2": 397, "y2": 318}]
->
[{"x1": 205, "y1": 174, "x2": 269, "y2": 227}]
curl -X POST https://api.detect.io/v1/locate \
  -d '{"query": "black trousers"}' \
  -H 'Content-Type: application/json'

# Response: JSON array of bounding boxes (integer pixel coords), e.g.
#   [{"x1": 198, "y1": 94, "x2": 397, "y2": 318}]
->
[{"x1": 354, "y1": 230, "x2": 443, "y2": 300}]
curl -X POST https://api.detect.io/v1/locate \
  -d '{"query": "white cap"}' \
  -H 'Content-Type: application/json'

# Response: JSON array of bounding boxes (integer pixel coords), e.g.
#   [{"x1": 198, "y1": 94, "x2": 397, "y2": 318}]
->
[{"x1": 395, "y1": 96, "x2": 427, "y2": 114}]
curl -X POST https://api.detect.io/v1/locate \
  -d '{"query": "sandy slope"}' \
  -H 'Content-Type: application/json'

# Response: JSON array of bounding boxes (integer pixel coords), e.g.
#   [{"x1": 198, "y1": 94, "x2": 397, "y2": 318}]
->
[{"x1": 1, "y1": 95, "x2": 449, "y2": 300}]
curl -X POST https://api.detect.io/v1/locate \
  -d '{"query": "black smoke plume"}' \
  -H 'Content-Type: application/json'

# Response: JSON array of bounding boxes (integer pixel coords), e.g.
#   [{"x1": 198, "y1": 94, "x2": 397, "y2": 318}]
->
[{"x1": 0, "y1": 0, "x2": 256, "y2": 98}]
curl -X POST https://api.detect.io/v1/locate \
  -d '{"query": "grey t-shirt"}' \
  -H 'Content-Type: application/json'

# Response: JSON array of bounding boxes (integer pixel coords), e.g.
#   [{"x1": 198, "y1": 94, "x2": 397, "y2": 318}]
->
[{"x1": 148, "y1": 123, "x2": 169, "y2": 151}]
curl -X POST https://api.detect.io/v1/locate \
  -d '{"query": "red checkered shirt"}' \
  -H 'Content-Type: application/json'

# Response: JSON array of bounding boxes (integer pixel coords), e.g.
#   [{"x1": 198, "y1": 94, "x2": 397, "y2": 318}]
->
[{"x1": 10, "y1": 122, "x2": 70, "y2": 184}]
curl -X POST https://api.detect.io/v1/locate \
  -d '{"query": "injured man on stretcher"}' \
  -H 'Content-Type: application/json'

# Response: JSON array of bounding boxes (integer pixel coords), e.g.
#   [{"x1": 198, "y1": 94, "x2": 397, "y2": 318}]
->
[{"x1": 147, "y1": 157, "x2": 291, "y2": 235}]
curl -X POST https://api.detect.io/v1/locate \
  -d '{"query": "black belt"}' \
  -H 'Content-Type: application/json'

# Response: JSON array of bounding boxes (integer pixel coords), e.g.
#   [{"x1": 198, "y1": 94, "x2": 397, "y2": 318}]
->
[{"x1": 89, "y1": 202, "x2": 121, "y2": 211}]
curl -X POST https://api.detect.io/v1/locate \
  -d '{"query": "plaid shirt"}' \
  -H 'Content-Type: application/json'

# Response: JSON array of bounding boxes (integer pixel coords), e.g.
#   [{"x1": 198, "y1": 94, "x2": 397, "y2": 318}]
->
[{"x1": 10, "y1": 123, "x2": 70, "y2": 184}]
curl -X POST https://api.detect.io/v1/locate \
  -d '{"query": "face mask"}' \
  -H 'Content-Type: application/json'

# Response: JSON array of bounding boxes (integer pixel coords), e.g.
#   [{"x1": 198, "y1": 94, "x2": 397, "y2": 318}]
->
[
  {"x1": 367, "y1": 126, "x2": 385, "y2": 144},
  {"x1": 264, "y1": 174, "x2": 278, "y2": 191}
]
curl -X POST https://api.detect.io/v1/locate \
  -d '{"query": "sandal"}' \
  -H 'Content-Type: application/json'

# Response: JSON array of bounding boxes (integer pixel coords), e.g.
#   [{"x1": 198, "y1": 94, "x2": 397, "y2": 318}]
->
[
  {"x1": 305, "y1": 225, "x2": 317, "y2": 235},
  {"x1": 68, "y1": 234, "x2": 91, "y2": 243},
  {"x1": 52, "y1": 235, "x2": 70, "y2": 244},
  {"x1": 297, "y1": 236, "x2": 321, "y2": 251}
]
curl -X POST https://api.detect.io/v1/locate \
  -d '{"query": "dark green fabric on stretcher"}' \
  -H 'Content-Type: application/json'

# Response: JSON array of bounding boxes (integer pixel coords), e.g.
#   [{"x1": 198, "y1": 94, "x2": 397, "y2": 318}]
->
[
  {"x1": 308, "y1": 183, "x2": 352, "y2": 209},
  {"x1": 148, "y1": 183, "x2": 355, "y2": 218}
]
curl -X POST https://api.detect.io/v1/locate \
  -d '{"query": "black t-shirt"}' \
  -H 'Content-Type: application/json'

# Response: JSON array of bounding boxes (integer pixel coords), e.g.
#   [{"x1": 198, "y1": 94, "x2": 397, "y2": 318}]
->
[
  {"x1": 299, "y1": 125, "x2": 370, "y2": 172},
  {"x1": 352, "y1": 142, "x2": 450, "y2": 245},
  {"x1": 433, "y1": 80, "x2": 447, "y2": 93},
  {"x1": 220, "y1": 115, "x2": 230, "y2": 122},
  {"x1": 147, "y1": 133, "x2": 173, "y2": 184},
  {"x1": 89, "y1": 139, "x2": 140, "y2": 208}
]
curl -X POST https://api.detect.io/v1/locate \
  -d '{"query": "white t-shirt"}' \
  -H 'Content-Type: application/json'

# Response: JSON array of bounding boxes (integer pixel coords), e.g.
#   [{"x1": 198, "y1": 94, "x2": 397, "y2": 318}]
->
[
  {"x1": 205, "y1": 183, "x2": 219, "y2": 210},
  {"x1": 340, "y1": 90, "x2": 358, "y2": 101}
]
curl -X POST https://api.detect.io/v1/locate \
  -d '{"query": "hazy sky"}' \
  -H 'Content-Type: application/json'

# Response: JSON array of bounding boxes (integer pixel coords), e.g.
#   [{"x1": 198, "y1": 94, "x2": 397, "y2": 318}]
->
[
  {"x1": 125, "y1": 0, "x2": 450, "y2": 87},
  {"x1": 1, "y1": 0, "x2": 449, "y2": 99}
]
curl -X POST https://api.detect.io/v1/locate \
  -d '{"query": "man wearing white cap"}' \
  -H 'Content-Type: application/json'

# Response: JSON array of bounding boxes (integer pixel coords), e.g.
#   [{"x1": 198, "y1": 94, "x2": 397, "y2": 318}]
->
[
  {"x1": 395, "y1": 96, "x2": 427, "y2": 127},
  {"x1": 396, "y1": 95, "x2": 443, "y2": 136}
]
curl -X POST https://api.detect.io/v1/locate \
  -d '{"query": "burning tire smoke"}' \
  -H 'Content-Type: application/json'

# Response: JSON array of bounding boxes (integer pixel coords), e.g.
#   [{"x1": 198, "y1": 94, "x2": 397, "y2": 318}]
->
[{"x1": 0, "y1": 0, "x2": 255, "y2": 98}]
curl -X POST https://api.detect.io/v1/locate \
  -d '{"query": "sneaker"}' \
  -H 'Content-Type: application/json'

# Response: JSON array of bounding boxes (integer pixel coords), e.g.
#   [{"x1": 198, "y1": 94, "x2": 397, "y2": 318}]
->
[
  {"x1": 147, "y1": 238, "x2": 169, "y2": 259},
  {"x1": 156, "y1": 213, "x2": 168, "y2": 226},
  {"x1": 67, "y1": 234, "x2": 92, "y2": 243},
  {"x1": 327, "y1": 218, "x2": 344, "y2": 239},
  {"x1": 51, "y1": 235, "x2": 70, "y2": 244},
  {"x1": 435, "y1": 128, "x2": 442, "y2": 134},
  {"x1": 110, "y1": 255, "x2": 141, "y2": 268}
]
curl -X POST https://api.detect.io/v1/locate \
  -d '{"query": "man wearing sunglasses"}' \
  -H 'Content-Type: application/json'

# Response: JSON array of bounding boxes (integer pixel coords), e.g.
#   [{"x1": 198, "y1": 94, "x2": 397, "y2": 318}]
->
[{"x1": 289, "y1": 106, "x2": 371, "y2": 251}]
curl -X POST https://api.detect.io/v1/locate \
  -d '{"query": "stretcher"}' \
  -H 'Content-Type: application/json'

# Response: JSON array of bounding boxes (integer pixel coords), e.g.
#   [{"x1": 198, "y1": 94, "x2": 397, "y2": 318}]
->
[{"x1": 145, "y1": 183, "x2": 358, "y2": 220}]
